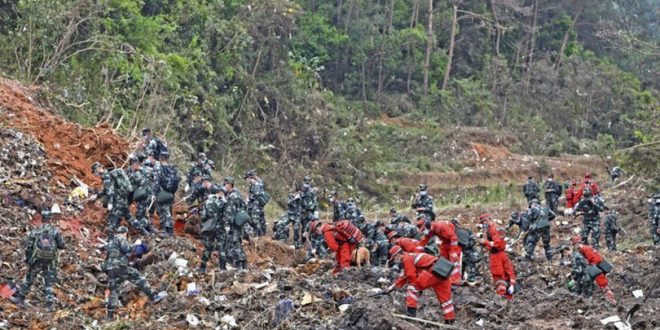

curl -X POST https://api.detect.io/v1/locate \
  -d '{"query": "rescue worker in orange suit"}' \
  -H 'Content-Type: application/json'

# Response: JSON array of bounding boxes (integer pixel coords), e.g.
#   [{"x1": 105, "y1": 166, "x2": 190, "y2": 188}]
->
[
  {"x1": 388, "y1": 246, "x2": 455, "y2": 324},
  {"x1": 570, "y1": 236, "x2": 616, "y2": 304},
  {"x1": 310, "y1": 220, "x2": 362, "y2": 274},
  {"x1": 389, "y1": 235, "x2": 424, "y2": 253},
  {"x1": 478, "y1": 213, "x2": 517, "y2": 299},
  {"x1": 418, "y1": 220, "x2": 462, "y2": 285},
  {"x1": 565, "y1": 180, "x2": 578, "y2": 209},
  {"x1": 578, "y1": 172, "x2": 600, "y2": 198}
]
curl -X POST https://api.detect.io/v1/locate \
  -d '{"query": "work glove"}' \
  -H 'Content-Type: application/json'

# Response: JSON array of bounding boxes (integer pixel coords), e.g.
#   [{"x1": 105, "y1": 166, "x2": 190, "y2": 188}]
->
[
  {"x1": 107, "y1": 203, "x2": 113, "y2": 211},
  {"x1": 348, "y1": 237, "x2": 357, "y2": 245},
  {"x1": 386, "y1": 284, "x2": 396, "y2": 293},
  {"x1": 184, "y1": 184, "x2": 190, "y2": 193},
  {"x1": 89, "y1": 194, "x2": 98, "y2": 202},
  {"x1": 450, "y1": 252, "x2": 459, "y2": 261},
  {"x1": 507, "y1": 284, "x2": 515, "y2": 295}
]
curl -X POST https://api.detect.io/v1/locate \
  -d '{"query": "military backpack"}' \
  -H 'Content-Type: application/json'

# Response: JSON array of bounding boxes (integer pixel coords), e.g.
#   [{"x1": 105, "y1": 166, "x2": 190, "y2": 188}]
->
[
  {"x1": 31, "y1": 228, "x2": 57, "y2": 262},
  {"x1": 110, "y1": 168, "x2": 134, "y2": 197}
]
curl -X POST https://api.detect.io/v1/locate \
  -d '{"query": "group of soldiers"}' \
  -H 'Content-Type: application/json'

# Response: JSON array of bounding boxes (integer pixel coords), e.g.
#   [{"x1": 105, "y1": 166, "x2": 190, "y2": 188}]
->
[{"x1": 9, "y1": 128, "x2": 660, "y2": 323}]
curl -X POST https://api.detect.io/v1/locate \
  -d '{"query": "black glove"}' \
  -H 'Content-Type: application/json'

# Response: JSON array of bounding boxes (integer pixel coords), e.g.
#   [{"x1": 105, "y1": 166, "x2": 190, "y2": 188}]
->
[{"x1": 348, "y1": 237, "x2": 357, "y2": 245}]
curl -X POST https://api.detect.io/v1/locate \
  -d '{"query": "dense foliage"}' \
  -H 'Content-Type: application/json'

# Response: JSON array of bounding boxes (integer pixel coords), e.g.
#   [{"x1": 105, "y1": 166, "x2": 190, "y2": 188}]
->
[{"x1": 0, "y1": 0, "x2": 657, "y2": 196}]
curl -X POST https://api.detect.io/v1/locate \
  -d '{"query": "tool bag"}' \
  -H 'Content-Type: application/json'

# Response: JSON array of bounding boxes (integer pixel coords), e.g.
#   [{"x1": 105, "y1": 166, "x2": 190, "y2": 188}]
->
[
  {"x1": 133, "y1": 186, "x2": 148, "y2": 201},
  {"x1": 431, "y1": 257, "x2": 454, "y2": 279},
  {"x1": 201, "y1": 219, "x2": 216, "y2": 233},
  {"x1": 587, "y1": 265, "x2": 603, "y2": 278},
  {"x1": 455, "y1": 227, "x2": 471, "y2": 248},
  {"x1": 233, "y1": 209, "x2": 250, "y2": 226},
  {"x1": 258, "y1": 191, "x2": 271, "y2": 207},
  {"x1": 597, "y1": 259, "x2": 613, "y2": 273}
]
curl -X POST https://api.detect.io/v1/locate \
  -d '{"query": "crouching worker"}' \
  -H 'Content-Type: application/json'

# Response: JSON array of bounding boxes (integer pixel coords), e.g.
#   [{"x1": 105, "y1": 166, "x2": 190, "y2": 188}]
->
[
  {"x1": 478, "y1": 213, "x2": 517, "y2": 300},
  {"x1": 103, "y1": 226, "x2": 167, "y2": 320},
  {"x1": 569, "y1": 236, "x2": 616, "y2": 304},
  {"x1": 387, "y1": 245, "x2": 455, "y2": 324},
  {"x1": 309, "y1": 219, "x2": 362, "y2": 274}
]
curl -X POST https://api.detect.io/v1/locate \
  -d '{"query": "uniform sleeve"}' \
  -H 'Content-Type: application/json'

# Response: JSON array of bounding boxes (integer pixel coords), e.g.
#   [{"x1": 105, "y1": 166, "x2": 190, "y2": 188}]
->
[
  {"x1": 504, "y1": 257, "x2": 516, "y2": 281},
  {"x1": 151, "y1": 166, "x2": 162, "y2": 194},
  {"x1": 323, "y1": 228, "x2": 339, "y2": 251},
  {"x1": 119, "y1": 239, "x2": 132, "y2": 255},
  {"x1": 55, "y1": 230, "x2": 66, "y2": 249},
  {"x1": 402, "y1": 255, "x2": 419, "y2": 284},
  {"x1": 102, "y1": 173, "x2": 115, "y2": 201}
]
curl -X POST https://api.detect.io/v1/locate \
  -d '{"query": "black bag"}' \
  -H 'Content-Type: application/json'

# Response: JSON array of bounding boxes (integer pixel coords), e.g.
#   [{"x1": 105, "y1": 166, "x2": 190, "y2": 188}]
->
[
  {"x1": 154, "y1": 138, "x2": 168, "y2": 159},
  {"x1": 587, "y1": 265, "x2": 603, "y2": 278},
  {"x1": 132, "y1": 187, "x2": 148, "y2": 201},
  {"x1": 234, "y1": 209, "x2": 250, "y2": 226},
  {"x1": 534, "y1": 218, "x2": 550, "y2": 231},
  {"x1": 455, "y1": 227, "x2": 471, "y2": 248},
  {"x1": 598, "y1": 259, "x2": 613, "y2": 273},
  {"x1": 156, "y1": 190, "x2": 174, "y2": 204},
  {"x1": 258, "y1": 191, "x2": 271, "y2": 207},
  {"x1": 201, "y1": 219, "x2": 216, "y2": 234},
  {"x1": 431, "y1": 257, "x2": 454, "y2": 279},
  {"x1": 159, "y1": 165, "x2": 180, "y2": 193}
]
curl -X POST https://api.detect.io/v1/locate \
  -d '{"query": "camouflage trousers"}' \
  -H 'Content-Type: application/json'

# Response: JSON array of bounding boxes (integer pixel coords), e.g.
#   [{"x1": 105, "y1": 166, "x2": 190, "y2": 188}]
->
[
  {"x1": 16, "y1": 259, "x2": 57, "y2": 304},
  {"x1": 301, "y1": 212, "x2": 315, "y2": 242},
  {"x1": 545, "y1": 194, "x2": 560, "y2": 213},
  {"x1": 581, "y1": 217, "x2": 601, "y2": 249},
  {"x1": 155, "y1": 201, "x2": 173, "y2": 235},
  {"x1": 571, "y1": 272, "x2": 594, "y2": 297},
  {"x1": 604, "y1": 228, "x2": 617, "y2": 251},
  {"x1": 200, "y1": 229, "x2": 228, "y2": 268},
  {"x1": 652, "y1": 220, "x2": 660, "y2": 245},
  {"x1": 107, "y1": 200, "x2": 130, "y2": 238},
  {"x1": 248, "y1": 206, "x2": 266, "y2": 237},
  {"x1": 525, "y1": 228, "x2": 553, "y2": 261},
  {"x1": 226, "y1": 224, "x2": 247, "y2": 263},
  {"x1": 106, "y1": 266, "x2": 155, "y2": 312},
  {"x1": 308, "y1": 234, "x2": 329, "y2": 259},
  {"x1": 370, "y1": 241, "x2": 390, "y2": 266},
  {"x1": 131, "y1": 198, "x2": 153, "y2": 234},
  {"x1": 462, "y1": 247, "x2": 482, "y2": 281},
  {"x1": 274, "y1": 214, "x2": 302, "y2": 247}
]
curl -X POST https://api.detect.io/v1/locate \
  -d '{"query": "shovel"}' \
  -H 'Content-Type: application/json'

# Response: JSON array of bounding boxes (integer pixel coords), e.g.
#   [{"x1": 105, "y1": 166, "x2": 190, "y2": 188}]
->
[{"x1": 626, "y1": 276, "x2": 659, "y2": 322}]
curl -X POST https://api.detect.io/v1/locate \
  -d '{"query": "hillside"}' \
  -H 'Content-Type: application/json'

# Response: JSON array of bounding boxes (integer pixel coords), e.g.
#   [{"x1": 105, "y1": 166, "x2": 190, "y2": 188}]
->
[{"x1": 0, "y1": 78, "x2": 658, "y2": 329}]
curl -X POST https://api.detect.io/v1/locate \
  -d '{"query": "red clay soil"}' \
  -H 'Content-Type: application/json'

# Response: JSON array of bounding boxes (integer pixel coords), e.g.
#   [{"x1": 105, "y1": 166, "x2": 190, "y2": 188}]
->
[{"x1": 0, "y1": 78, "x2": 129, "y2": 188}]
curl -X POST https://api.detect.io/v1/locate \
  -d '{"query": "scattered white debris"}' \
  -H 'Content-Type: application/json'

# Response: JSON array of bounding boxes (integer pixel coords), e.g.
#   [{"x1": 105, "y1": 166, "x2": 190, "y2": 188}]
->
[
  {"x1": 221, "y1": 315, "x2": 238, "y2": 328},
  {"x1": 633, "y1": 290, "x2": 643, "y2": 298},
  {"x1": 186, "y1": 282, "x2": 199, "y2": 296},
  {"x1": 197, "y1": 297, "x2": 211, "y2": 306},
  {"x1": 475, "y1": 319, "x2": 484, "y2": 326},
  {"x1": 577, "y1": 309, "x2": 584, "y2": 314},
  {"x1": 186, "y1": 314, "x2": 200, "y2": 327},
  {"x1": 338, "y1": 304, "x2": 350, "y2": 313},
  {"x1": 377, "y1": 277, "x2": 389, "y2": 284}
]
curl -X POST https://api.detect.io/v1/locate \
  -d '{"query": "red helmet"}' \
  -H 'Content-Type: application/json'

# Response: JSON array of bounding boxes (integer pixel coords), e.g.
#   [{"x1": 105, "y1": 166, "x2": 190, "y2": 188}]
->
[
  {"x1": 416, "y1": 218, "x2": 426, "y2": 228},
  {"x1": 584, "y1": 172, "x2": 591, "y2": 179},
  {"x1": 570, "y1": 236, "x2": 582, "y2": 244},
  {"x1": 309, "y1": 221, "x2": 320, "y2": 234},
  {"x1": 388, "y1": 245, "x2": 403, "y2": 261},
  {"x1": 479, "y1": 213, "x2": 492, "y2": 223},
  {"x1": 387, "y1": 231, "x2": 400, "y2": 240},
  {"x1": 571, "y1": 180, "x2": 577, "y2": 186}
]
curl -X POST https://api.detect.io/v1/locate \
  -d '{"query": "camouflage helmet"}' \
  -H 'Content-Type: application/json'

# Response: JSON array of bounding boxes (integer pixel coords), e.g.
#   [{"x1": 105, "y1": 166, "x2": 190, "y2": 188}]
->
[
  {"x1": 303, "y1": 175, "x2": 312, "y2": 183},
  {"x1": 142, "y1": 128, "x2": 151, "y2": 134},
  {"x1": 347, "y1": 197, "x2": 355, "y2": 203},
  {"x1": 116, "y1": 226, "x2": 129, "y2": 234},
  {"x1": 91, "y1": 161, "x2": 102, "y2": 173},
  {"x1": 135, "y1": 152, "x2": 146, "y2": 162},
  {"x1": 159, "y1": 151, "x2": 170, "y2": 160},
  {"x1": 198, "y1": 152, "x2": 207, "y2": 160},
  {"x1": 531, "y1": 198, "x2": 540, "y2": 205},
  {"x1": 419, "y1": 184, "x2": 428, "y2": 191},
  {"x1": 201, "y1": 175, "x2": 213, "y2": 182},
  {"x1": 128, "y1": 154, "x2": 140, "y2": 164},
  {"x1": 510, "y1": 211, "x2": 519, "y2": 219},
  {"x1": 40, "y1": 210, "x2": 52, "y2": 221},
  {"x1": 223, "y1": 176, "x2": 235, "y2": 185},
  {"x1": 374, "y1": 220, "x2": 384, "y2": 227},
  {"x1": 244, "y1": 170, "x2": 256, "y2": 179},
  {"x1": 389, "y1": 207, "x2": 397, "y2": 213}
]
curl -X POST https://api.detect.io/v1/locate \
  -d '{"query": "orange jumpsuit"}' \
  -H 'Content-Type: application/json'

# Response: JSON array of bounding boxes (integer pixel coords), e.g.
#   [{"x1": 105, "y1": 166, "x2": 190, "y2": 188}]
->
[
  {"x1": 394, "y1": 252, "x2": 455, "y2": 321},
  {"x1": 321, "y1": 220, "x2": 362, "y2": 274},
  {"x1": 419, "y1": 221, "x2": 462, "y2": 285},
  {"x1": 396, "y1": 238, "x2": 424, "y2": 253},
  {"x1": 482, "y1": 220, "x2": 517, "y2": 299},
  {"x1": 577, "y1": 244, "x2": 609, "y2": 289}
]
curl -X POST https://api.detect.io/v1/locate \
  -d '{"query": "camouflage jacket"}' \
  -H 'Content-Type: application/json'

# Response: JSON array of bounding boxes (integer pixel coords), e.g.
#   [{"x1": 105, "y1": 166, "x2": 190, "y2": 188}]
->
[
  {"x1": 222, "y1": 189, "x2": 245, "y2": 225},
  {"x1": 247, "y1": 178, "x2": 266, "y2": 208},
  {"x1": 186, "y1": 162, "x2": 213, "y2": 185},
  {"x1": 104, "y1": 236, "x2": 134, "y2": 269},
  {"x1": 287, "y1": 194, "x2": 303, "y2": 217},
  {"x1": 650, "y1": 205, "x2": 660, "y2": 226},
  {"x1": 300, "y1": 187, "x2": 318, "y2": 213},
  {"x1": 523, "y1": 180, "x2": 540, "y2": 198},
  {"x1": 101, "y1": 171, "x2": 127, "y2": 206},
  {"x1": 24, "y1": 224, "x2": 65, "y2": 263},
  {"x1": 367, "y1": 225, "x2": 388, "y2": 243},
  {"x1": 574, "y1": 197, "x2": 606, "y2": 220},
  {"x1": 345, "y1": 206, "x2": 364, "y2": 224},
  {"x1": 151, "y1": 163, "x2": 179, "y2": 194},
  {"x1": 390, "y1": 213, "x2": 411, "y2": 225},
  {"x1": 543, "y1": 180, "x2": 563, "y2": 197},
  {"x1": 571, "y1": 249, "x2": 589, "y2": 278},
  {"x1": 190, "y1": 183, "x2": 218, "y2": 205},
  {"x1": 507, "y1": 213, "x2": 530, "y2": 233},
  {"x1": 604, "y1": 213, "x2": 618, "y2": 231},
  {"x1": 331, "y1": 200, "x2": 347, "y2": 221},
  {"x1": 143, "y1": 137, "x2": 161, "y2": 158},
  {"x1": 201, "y1": 193, "x2": 226, "y2": 231},
  {"x1": 397, "y1": 223, "x2": 420, "y2": 239},
  {"x1": 411, "y1": 194, "x2": 434, "y2": 214},
  {"x1": 526, "y1": 205, "x2": 555, "y2": 229}
]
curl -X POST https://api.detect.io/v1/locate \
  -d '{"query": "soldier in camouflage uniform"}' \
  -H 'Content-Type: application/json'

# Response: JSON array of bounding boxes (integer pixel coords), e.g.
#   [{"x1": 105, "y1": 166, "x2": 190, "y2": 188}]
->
[
  {"x1": 198, "y1": 189, "x2": 227, "y2": 272},
  {"x1": 564, "y1": 242, "x2": 593, "y2": 297},
  {"x1": 103, "y1": 226, "x2": 166, "y2": 319},
  {"x1": 543, "y1": 174, "x2": 563, "y2": 214},
  {"x1": 574, "y1": 188, "x2": 607, "y2": 249},
  {"x1": 151, "y1": 151, "x2": 180, "y2": 237},
  {"x1": 345, "y1": 197, "x2": 367, "y2": 233},
  {"x1": 142, "y1": 155, "x2": 158, "y2": 219},
  {"x1": 366, "y1": 221, "x2": 389, "y2": 266},
  {"x1": 186, "y1": 173, "x2": 215, "y2": 205},
  {"x1": 92, "y1": 162, "x2": 132, "y2": 238},
  {"x1": 127, "y1": 156, "x2": 154, "y2": 235},
  {"x1": 10, "y1": 208, "x2": 65, "y2": 311},
  {"x1": 141, "y1": 128, "x2": 168, "y2": 159},
  {"x1": 650, "y1": 194, "x2": 660, "y2": 245},
  {"x1": 328, "y1": 190, "x2": 347, "y2": 222},
  {"x1": 411, "y1": 184, "x2": 434, "y2": 220},
  {"x1": 523, "y1": 176, "x2": 540, "y2": 206},
  {"x1": 389, "y1": 208, "x2": 410, "y2": 225},
  {"x1": 603, "y1": 210, "x2": 619, "y2": 251},
  {"x1": 398, "y1": 216, "x2": 421, "y2": 239},
  {"x1": 452, "y1": 218, "x2": 481, "y2": 283},
  {"x1": 524, "y1": 199, "x2": 556, "y2": 261},
  {"x1": 300, "y1": 176, "x2": 318, "y2": 240},
  {"x1": 186, "y1": 152, "x2": 214, "y2": 189},
  {"x1": 274, "y1": 192, "x2": 303, "y2": 247},
  {"x1": 306, "y1": 214, "x2": 329, "y2": 259},
  {"x1": 222, "y1": 177, "x2": 248, "y2": 269},
  {"x1": 245, "y1": 170, "x2": 268, "y2": 237},
  {"x1": 506, "y1": 211, "x2": 529, "y2": 238}
]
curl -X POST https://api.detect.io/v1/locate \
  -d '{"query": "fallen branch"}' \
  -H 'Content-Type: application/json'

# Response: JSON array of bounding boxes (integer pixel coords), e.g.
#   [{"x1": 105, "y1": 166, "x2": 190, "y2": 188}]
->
[
  {"x1": 612, "y1": 175, "x2": 635, "y2": 189},
  {"x1": 392, "y1": 313, "x2": 461, "y2": 329}
]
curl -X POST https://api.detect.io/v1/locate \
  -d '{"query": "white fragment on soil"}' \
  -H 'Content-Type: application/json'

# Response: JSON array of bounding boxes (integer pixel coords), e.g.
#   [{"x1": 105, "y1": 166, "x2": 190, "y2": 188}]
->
[
  {"x1": 186, "y1": 314, "x2": 200, "y2": 327},
  {"x1": 600, "y1": 315, "x2": 621, "y2": 325},
  {"x1": 338, "y1": 304, "x2": 350, "y2": 313},
  {"x1": 475, "y1": 319, "x2": 484, "y2": 326},
  {"x1": 221, "y1": 315, "x2": 238, "y2": 327},
  {"x1": 632, "y1": 290, "x2": 643, "y2": 298}
]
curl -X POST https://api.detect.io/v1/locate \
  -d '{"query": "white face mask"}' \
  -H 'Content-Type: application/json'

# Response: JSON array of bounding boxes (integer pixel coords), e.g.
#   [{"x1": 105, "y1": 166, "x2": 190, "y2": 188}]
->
[{"x1": 548, "y1": 178, "x2": 553, "y2": 182}]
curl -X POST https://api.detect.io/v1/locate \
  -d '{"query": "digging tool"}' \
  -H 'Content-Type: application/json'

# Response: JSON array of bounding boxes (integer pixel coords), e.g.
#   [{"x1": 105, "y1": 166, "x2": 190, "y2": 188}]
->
[
  {"x1": 508, "y1": 230, "x2": 529, "y2": 247},
  {"x1": 626, "y1": 276, "x2": 659, "y2": 322}
]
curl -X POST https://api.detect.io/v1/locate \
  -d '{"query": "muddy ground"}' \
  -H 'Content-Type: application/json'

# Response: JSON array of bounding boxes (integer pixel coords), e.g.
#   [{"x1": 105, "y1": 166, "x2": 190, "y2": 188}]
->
[{"x1": 0, "y1": 78, "x2": 658, "y2": 329}]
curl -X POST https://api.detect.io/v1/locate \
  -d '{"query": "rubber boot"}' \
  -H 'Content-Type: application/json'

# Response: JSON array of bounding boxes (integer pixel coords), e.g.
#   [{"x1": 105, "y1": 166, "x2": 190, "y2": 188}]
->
[{"x1": 406, "y1": 307, "x2": 417, "y2": 317}]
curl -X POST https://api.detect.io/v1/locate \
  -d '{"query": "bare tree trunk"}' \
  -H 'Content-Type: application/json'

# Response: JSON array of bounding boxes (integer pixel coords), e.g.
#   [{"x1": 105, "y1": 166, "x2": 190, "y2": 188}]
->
[
  {"x1": 423, "y1": 0, "x2": 433, "y2": 96},
  {"x1": 377, "y1": 0, "x2": 396, "y2": 97},
  {"x1": 345, "y1": 0, "x2": 357, "y2": 33},
  {"x1": 441, "y1": 5, "x2": 458, "y2": 90},
  {"x1": 524, "y1": 0, "x2": 539, "y2": 93},
  {"x1": 410, "y1": 0, "x2": 419, "y2": 27},
  {"x1": 489, "y1": 0, "x2": 500, "y2": 57},
  {"x1": 336, "y1": 0, "x2": 343, "y2": 25},
  {"x1": 555, "y1": 11, "x2": 581, "y2": 70}
]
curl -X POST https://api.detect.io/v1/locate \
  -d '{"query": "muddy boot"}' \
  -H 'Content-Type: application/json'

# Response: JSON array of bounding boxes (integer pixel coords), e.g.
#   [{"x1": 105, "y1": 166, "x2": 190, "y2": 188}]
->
[
  {"x1": 239, "y1": 260, "x2": 247, "y2": 270},
  {"x1": 406, "y1": 307, "x2": 417, "y2": 317}
]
